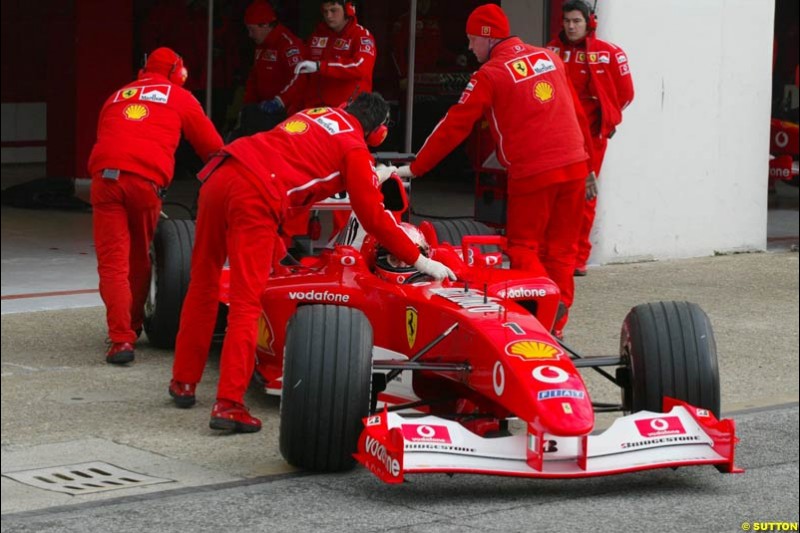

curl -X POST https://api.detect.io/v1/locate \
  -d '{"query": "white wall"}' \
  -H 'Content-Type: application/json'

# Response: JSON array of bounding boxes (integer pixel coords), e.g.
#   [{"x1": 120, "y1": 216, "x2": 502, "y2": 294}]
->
[{"x1": 590, "y1": 0, "x2": 774, "y2": 263}]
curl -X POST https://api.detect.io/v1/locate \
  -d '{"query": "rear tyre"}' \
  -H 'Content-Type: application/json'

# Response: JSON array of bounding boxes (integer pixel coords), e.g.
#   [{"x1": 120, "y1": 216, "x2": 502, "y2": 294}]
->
[
  {"x1": 426, "y1": 218, "x2": 496, "y2": 249},
  {"x1": 619, "y1": 301, "x2": 720, "y2": 417},
  {"x1": 280, "y1": 305, "x2": 373, "y2": 472},
  {"x1": 143, "y1": 219, "x2": 195, "y2": 348}
]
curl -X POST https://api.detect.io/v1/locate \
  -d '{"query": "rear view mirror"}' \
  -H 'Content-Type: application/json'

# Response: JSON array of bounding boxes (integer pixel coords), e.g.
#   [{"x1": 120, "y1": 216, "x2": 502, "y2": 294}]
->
[{"x1": 380, "y1": 175, "x2": 409, "y2": 214}]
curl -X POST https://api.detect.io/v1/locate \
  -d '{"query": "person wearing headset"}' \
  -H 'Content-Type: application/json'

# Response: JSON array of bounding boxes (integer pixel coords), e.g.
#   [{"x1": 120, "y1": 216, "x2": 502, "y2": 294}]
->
[
  {"x1": 168, "y1": 92, "x2": 455, "y2": 433},
  {"x1": 292, "y1": 1, "x2": 379, "y2": 240},
  {"x1": 240, "y1": 0, "x2": 306, "y2": 133},
  {"x1": 547, "y1": 0, "x2": 634, "y2": 276},
  {"x1": 293, "y1": 1, "x2": 377, "y2": 108},
  {"x1": 88, "y1": 47, "x2": 223, "y2": 365},
  {"x1": 395, "y1": 4, "x2": 596, "y2": 340}
]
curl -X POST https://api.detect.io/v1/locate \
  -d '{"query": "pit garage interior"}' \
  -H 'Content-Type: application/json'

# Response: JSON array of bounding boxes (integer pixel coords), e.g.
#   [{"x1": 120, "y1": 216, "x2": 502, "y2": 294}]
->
[{"x1": 2, "y1": 0, "x2": 797, "y2": 311}]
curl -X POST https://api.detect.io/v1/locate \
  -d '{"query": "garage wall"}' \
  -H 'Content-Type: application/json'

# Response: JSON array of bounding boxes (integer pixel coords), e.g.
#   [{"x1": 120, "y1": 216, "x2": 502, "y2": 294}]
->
[
  {"x1": 1, "y1": 103, "x2": 47, "y2": 164},
  {"x1": 590, "y1": 0, "x2": 774, "y2": 263},
  {"x1": 504, "y1": 0, "x2": 547, "y2": 46}
]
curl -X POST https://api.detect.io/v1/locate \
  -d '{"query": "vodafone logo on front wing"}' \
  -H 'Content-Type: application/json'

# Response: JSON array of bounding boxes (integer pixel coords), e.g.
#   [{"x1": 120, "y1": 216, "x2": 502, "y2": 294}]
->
[
  {"x1": 634, "y1": 416, "x2": 686, "y2": 438},
  {"x1": 364, "y1": 436, "x2": 401, "y2": 477}
]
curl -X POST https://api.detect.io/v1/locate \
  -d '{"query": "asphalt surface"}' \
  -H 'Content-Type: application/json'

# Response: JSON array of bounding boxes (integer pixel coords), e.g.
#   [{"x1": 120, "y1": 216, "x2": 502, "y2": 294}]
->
[
  {"x1": 1, "y1": 405, "x2": 797, "y2": 532},
  {"x1": 2, "y1": 247, "x2": 798, "y2": 530}
]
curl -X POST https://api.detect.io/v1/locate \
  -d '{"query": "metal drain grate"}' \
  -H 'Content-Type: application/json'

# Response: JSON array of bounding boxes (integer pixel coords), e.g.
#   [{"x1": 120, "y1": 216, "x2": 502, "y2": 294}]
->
[{"x1": 2, "y1": 461, "x2": 173, "y2": 495}]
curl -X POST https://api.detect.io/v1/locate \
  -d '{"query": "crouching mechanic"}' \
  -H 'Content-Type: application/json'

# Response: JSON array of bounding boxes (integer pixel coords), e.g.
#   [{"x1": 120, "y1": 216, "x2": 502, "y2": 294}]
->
[
  {"x1": 169, "y1": 92, "x2": 455, "y2": 433},
  {"x1": 395, "y1": 4, "x2": 595, "y2": 338},
  {"x1": 88, "y1": 47, "x2": 223, "y2": 365}
]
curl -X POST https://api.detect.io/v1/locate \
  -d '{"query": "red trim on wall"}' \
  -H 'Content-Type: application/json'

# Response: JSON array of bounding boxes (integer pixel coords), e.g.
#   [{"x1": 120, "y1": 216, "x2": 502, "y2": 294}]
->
[{"x1": 0, "y1": 140, "x2": 47, "y2": 148}]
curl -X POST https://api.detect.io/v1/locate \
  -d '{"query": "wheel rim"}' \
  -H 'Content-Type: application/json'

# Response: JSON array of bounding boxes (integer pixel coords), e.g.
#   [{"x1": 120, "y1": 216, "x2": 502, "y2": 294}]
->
[
  {"x1": 618, "y1": 344, "x2": 634, "y2": 414},
  {"x1": 144, "y1": 242, "x2": 158, "y2": 320}
]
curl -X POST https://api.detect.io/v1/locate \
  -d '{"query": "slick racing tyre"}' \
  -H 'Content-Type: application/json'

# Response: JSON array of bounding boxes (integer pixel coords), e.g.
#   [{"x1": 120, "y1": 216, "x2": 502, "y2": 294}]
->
[
  {"x1": 280, "y1": 305, "x2": 373, "y2": 472},
  {"x1": 619, "y1": 301, "x2": 721, "y2": 417},
  {"x1": 143, "y1": 218, "x2": 195, "y2": 348},
  {"x1": 427, "y1": 218, "x2": 496, "y2": 250}
]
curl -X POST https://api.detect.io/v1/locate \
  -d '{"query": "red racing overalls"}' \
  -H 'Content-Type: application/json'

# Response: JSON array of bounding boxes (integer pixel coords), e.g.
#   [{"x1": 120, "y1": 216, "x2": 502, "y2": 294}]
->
[
  {"x1": 172, "y1": 106, "x2": 420, "y2": 404},
  {"x1": 547, "y1": 31, "x2": 634, "y2": 269},
  {"x1": 88, "y1": 72, "x2": 222, "y2": 344},
  {"x1": 410, "y1": 37, "x2": 594, "y2": 331}
]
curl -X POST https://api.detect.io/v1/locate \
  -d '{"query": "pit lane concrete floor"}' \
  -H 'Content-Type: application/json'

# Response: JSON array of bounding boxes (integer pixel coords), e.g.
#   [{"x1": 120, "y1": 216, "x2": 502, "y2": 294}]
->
[{"x1": 1, "y1": 166, "x2": 798, "y2": 518}]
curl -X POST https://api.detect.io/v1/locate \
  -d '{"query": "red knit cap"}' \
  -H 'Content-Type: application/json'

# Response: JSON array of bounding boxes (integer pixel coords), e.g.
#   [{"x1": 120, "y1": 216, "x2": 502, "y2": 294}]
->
[
  {"x1": 466, "y1": 4, "x2": 510, "y2": 38},
  {"x1": 245, "y1": 0, "x2": 277, "y2": 25},
  {"x1": 145, "y1": 47, "x2": 181, "y2": 76}
]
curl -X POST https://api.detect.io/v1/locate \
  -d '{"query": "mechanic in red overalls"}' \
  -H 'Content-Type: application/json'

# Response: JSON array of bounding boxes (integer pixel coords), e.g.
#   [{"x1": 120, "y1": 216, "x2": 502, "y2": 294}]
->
[
  {"x1": 546, "y1": 0, "x2": 634, "y2": 276},
  {"x1": 242, "y1": 1, "x2": 306, "y2": 119},
  {"x1": 293, "y1": 1, "x2": 379, "y2": 239},
  {"x1": 397, "y1": 4, "x2": 596, "y2": 338},
  {"x1": 294, "y1": 1, "x2": 376, "y2": 108},
  {"x1": 88, "y1": 47, "x2": 223, "y2": 365},
  {"x1": 169, "y1": 93, "x2": 455, "y2": 433}
]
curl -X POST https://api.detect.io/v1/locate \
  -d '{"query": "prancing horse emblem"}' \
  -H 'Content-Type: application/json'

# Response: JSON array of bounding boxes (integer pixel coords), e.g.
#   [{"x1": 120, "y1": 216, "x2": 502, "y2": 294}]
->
[{"x1": 406, "y1": 306, "x2": 418, "y2": 349}]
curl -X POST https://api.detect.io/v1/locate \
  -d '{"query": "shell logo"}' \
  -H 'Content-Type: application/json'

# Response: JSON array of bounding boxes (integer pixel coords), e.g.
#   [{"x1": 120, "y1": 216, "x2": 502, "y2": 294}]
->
[
  {"x1": 505, "y1": 340, "x2": 563, "y2": 360},
  {"x1": 534, "y1": 81, "x2": 554, "y2": 103},
  {"x1": 123, "y1": 103, "x2": 149, "y2": 121},
  {"x1": 282, "y1": 120, "x2": 309, "y2": 134}
]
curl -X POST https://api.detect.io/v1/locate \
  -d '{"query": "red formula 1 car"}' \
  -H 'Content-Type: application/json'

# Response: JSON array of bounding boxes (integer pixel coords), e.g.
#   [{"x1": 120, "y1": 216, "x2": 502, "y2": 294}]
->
[
  {"x1": 769, "y1": 118, "x2": 799, "y2": 192},
  {"x1": 145, "y1": 171, "x2": 741, "y2": 483}
]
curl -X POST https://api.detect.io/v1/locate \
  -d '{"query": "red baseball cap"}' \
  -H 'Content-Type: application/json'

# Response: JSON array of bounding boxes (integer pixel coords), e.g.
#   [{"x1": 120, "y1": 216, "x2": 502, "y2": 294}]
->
[
  {"x1": 245, "y1": 0, "x2": 277, "y2": 25},
  {"x1": 466, "y1": 4, "x2": 510, "y2": 39}
]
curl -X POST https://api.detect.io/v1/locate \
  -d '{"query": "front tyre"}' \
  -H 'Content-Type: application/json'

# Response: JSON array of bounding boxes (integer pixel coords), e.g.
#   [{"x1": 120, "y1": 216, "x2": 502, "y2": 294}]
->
[
  {"x1": 279, "y1": 305, "x2": 373, "y2": 472},
  {"x1": 619, "y1": 301, "x2": 721, "y2": 417}
]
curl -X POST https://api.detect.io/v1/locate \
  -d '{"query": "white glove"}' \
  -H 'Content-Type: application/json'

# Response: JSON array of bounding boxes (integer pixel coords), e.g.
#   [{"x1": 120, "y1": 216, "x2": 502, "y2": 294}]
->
[
  {"x1": 375, "y1": 164, "x2": 398, "y2": 184},
  {"x1": 395, "y1": 165, "x2": 415, "y2": 179},
  {"x1": 414, "y1": 255, "x2": 456, "y2": 281},
  {"x1": 294, "y1": 60, "x2": 319, "y2": 74}
]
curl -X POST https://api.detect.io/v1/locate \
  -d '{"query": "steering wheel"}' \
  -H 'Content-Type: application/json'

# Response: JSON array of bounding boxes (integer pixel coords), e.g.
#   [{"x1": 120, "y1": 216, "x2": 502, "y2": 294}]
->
[{"x1": 403, "y1": 271, "x2": 435, "y2": 285}]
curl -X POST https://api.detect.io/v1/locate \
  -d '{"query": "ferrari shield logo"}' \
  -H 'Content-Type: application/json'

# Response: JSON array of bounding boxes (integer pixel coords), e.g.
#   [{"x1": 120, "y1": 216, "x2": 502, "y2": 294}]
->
[
  {"x1": 114, "y1": 87, "x2": 140, "y2": 102},
  {"x1": 305, "y1": 107, "x2": 328, "y2": 116},
  {"x1": 256, "y1": 313, "x2": 275, "y2": 355},
  {"x1": 406, "y1": 307, "x2": 418, "y2": 349}
]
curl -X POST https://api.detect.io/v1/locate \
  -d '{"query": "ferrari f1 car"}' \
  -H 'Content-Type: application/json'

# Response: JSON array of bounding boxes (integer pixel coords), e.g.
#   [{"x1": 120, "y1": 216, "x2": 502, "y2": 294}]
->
[{"x1": 144, "y1": 169, "x2": 741, "y2": 483}]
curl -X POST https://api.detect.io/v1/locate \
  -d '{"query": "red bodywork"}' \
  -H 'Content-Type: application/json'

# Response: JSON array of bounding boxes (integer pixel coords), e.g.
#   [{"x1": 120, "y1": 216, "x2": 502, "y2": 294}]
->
[
  {"x1": 769, "y1": 118, "x2": 799, "y2": 187},
  {"x1": 214, "y1": 177, "x2": 739, "y2": 482}
]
